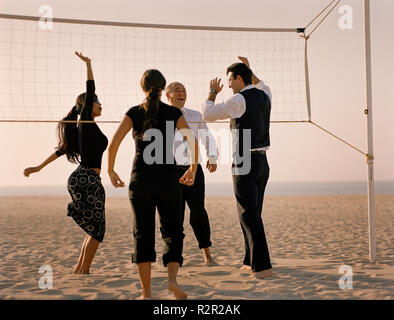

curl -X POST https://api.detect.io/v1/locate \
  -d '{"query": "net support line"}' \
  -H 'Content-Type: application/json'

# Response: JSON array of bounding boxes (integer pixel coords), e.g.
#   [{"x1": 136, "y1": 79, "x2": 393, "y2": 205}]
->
[
  {"x1": 303, "y1": 0, "x2": 342, "y2": 38},
  {"x1": 0, "y1": 13, "x2": 297, "y2": 33},
  {"x1": 309, "y1": 121, "x2": 367, "y2": 157}
]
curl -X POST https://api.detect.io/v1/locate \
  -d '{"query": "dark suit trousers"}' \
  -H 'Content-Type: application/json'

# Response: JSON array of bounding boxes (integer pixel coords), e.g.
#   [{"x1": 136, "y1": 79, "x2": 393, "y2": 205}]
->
[
  {"x1": 232, "y1": 153, "x2": 272, "y2": 272},
  {"x1": 176, "y1": 164, "x2": 212, "y2": 249}
]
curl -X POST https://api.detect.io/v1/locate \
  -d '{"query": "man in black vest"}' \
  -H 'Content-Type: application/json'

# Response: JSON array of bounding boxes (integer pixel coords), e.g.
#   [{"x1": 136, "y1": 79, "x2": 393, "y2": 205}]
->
[{"x1": 202, "y1": 57, "x2": 273, "y2": 279}]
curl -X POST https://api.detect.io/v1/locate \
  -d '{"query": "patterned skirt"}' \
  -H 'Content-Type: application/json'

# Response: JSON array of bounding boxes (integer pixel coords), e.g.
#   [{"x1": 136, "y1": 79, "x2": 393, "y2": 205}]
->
[{"x1": 67, "y1": 165, "x2": 106, "y2": 242}]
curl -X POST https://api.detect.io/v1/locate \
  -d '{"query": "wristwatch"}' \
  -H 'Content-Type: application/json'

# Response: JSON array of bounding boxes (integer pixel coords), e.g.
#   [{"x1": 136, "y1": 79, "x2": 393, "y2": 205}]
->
[{"x1": 210, "y1": 89, "x2": 217, "y2": 94}]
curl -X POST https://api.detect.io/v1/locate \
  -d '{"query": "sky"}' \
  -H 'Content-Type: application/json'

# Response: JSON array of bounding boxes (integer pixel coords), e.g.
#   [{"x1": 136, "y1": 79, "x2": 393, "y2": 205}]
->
[{"x1": 0, "y1": 0, "x2": 393, "y2": 191}]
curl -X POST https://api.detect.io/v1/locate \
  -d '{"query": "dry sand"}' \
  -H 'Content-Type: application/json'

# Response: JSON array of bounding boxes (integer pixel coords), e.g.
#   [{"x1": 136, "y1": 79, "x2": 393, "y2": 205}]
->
[{"x1": 0, "y1": 194, "x2": 393, "y2": 300}]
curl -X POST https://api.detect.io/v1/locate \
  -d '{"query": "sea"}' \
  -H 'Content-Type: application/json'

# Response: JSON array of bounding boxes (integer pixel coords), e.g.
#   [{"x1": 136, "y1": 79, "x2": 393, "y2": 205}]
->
[{"x1": 0, "y1": 181, "x2": 393, "y2": 197}]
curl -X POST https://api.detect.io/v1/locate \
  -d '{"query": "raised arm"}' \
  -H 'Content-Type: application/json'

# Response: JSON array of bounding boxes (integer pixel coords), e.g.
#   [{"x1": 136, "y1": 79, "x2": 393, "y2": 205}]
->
[
  {"x1": 202, "y1": 78, "x2": 245, "y2": 122},
  {"x1": 76, "y1": 51, "x2": 93, "y2": 81},
  {"x1": 75, "y1": 52, "x2": 95, "y2": 120},
  {"x1": 176, "y1": 115, "x2": 198, "y2": 186},
  {"x1": 23, "y1": 151, "x2": 63, "y2": 177},
  {"x1": 238, "y1": 56, "x2": 272, "y2": 100},
  {"x1": 238, "y1": 56, "x2": 260, "y2": 84},
  {"x1": 107, "y1": 115, "x2": 133, "y2": 188}
]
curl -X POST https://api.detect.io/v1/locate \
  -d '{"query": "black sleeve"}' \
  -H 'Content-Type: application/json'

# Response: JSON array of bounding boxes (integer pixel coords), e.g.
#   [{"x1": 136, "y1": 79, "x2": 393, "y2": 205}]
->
[
  {"x1": 172, "y1": 107, "x2": 183, "y2": 124},
  {"x1": 125, "y1": 106, "x2": 138, "y2": 122},
  {"x1": 55, "y1": 149, "x2": 65, "y2": 157},
  {"x1": 80, "y1": 80, "x2": 95, "y2": 121}
]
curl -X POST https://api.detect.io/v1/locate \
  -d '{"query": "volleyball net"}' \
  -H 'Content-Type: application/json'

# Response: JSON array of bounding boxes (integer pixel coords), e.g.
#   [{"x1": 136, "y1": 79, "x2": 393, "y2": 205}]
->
[{"x1": 0, "y1": 14, "x2": 309, "y2": 123}]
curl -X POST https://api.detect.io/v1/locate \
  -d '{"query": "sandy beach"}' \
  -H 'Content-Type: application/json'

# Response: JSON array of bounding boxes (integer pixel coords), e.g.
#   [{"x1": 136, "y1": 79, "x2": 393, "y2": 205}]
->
[{"x1": 0, "y1": 194, "x2": 393, "y2": 300}]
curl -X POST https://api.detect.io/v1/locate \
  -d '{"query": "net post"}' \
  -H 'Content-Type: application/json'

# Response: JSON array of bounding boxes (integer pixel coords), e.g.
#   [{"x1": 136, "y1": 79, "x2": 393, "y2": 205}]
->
[
  {"x1": 303, "y1": 37, "x2": 312, "y2": 121},
  {"x1": 363, "y1": 0, "x2": 376, "y2": 262}
]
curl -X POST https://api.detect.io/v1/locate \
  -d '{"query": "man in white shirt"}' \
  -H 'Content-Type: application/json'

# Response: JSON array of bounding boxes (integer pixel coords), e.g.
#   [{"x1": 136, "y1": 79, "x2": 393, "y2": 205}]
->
[
  {"x1": 202, "y1": 57, "x2": 273, "y2": 279},
  {"x1": 166, "y1": 81, "x2": 219, "y2": 267}
]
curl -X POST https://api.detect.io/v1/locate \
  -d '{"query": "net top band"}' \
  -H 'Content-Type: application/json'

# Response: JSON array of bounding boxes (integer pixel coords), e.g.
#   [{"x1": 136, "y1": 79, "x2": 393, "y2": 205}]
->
[{"x1": 0, "y1": 13, "x2": 298, "y2": 33}]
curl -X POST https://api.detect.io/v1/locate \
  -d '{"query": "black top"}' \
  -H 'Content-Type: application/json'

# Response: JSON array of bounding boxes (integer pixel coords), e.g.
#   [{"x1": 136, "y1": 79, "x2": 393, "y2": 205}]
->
[
  {"x1": 79, "y1": 80, "x2": 108, "y2": 169},
  {"x1": 126, "y1": 102, "x2": 183, "y2": 172},
  {"x1": 56, "y1": 80, "x2": 108, "y2": 169},
  {"x1": 230, "y1": 87, "x2": 271, "y2": 156}
]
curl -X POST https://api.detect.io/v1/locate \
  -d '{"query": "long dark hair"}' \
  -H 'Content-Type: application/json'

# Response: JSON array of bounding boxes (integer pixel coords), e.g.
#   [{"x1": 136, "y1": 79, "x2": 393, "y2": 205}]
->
[
  {"x1": 139, "y1": 69, "x2": 166, "y2": 136},
  {"x1": 56, "y1": 93, "x2": 85, "y2": 164}
]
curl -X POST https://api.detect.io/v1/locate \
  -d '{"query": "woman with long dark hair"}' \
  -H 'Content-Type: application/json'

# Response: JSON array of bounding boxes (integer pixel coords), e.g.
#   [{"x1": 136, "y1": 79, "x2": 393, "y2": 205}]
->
[
  {"x1": 23, "y1": 52, "x2": 107, "y2": 274},
  {"x1": 107, "y1": 69, "x2": 198, "y2": 299}
]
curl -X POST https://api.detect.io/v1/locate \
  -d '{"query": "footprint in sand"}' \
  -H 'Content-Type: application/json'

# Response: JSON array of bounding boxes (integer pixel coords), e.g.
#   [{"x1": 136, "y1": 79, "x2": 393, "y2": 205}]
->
[
  {"x1": 199, "y1": 271, "x2": 231, "y2": 277},
  {"x1": 103, "y1": 279, "x2": 133, "y2": 288},
  {"x1": 12, "y1": 283, "x2": 37, "y2": 290},
  {"x1": 239, "y1": 272, "x2": 251, "y2": 278},
  {"x1": 0, "y1": 281, "x2": 16, "y2": 290},
  {"x1": 38, "y1": 289, "x2": 64, "y2": 295},
  {"x1": 222, "y1": 280, "x2": 241, "y2": 284},
  {"x1": 78, "y1": 288, "x2": 97, "y2": 293},
  {"x1": 182, "y1": 259, "x2": 202, "y2": 267}
]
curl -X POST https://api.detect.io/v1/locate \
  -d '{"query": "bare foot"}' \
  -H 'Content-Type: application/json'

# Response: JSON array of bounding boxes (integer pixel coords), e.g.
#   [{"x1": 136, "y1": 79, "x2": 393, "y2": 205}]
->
[
  {"x1": 253, "y1": 268, "x2": 274, "y2": 279},
  {"x1": 136, "y1": 294, "x2": 152, "y2": 300},
  {"x1": 168, "y1": 282, "x2": 188, "y2": 300},
  {"x1": 240, "y1": 265, "x2": 252, "y2": 272},
  {"x1": 77, "y1": 269, "x2": 90, "y2": 275},
  {"x1": 73, "y1": 265, "x2": 82, "y2": 274},
  {"x1": 202, "y1": 248, "x2": 218, "y2": 267},
  {"x1": 204, "y1": 256, "x2": 218, "y2": 267},
  {"x1": 72, "y1": 269, "x2": 85, "y2": 274}
]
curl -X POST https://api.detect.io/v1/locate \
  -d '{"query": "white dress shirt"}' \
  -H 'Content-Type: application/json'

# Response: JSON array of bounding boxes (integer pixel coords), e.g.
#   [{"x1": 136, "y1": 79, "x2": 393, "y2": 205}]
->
[
  {"x1": 174, "y1": 107, "x2": 219, "y2": 166},
  {"x1": 202, "y1": 80, "x2": 272, "y2": 151}
]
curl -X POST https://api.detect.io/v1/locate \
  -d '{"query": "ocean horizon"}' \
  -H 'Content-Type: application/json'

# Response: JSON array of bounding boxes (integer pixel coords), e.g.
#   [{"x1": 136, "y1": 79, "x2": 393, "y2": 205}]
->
[{"x1": 0, "y1": 181, "x2": 393, "y2": 197}]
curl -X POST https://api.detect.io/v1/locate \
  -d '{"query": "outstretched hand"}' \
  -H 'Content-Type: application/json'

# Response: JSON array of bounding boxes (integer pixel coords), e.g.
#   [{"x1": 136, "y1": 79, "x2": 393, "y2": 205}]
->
[
  {"x1": 75, "y1": 51, "x2": 91, "y2": 63},
  {"x1": 23, "y1": 166, "x2": 40, "y2": 177},
  {"x1": 238, "y1": 56, "x2": 250, "y2": 68},
  {"x1": 210, "y1": 78, "x2": 224, "y2": 94}
]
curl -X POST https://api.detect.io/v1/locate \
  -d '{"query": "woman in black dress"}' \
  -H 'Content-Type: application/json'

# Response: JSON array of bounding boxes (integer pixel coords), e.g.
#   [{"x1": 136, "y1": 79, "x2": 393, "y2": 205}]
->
[
  {"x1": 107, "y1": 69, "x2": 198, "y2": 299},
  {"x1": 24, "y1": 52, "x2": 107, "y2": 274}
]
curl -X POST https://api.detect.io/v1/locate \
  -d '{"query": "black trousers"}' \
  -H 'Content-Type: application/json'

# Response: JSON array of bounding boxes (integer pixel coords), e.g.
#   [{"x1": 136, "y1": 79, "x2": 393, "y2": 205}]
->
[
  {"x1": 128, "y1": 168, "x2": 184, "y2": 267},
  {"x1": 176, "y1": 164, "x2": 212, "y2": 249},
  {"x1": 232, "y1": 153, "x2": 272, "y2": 272}
]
